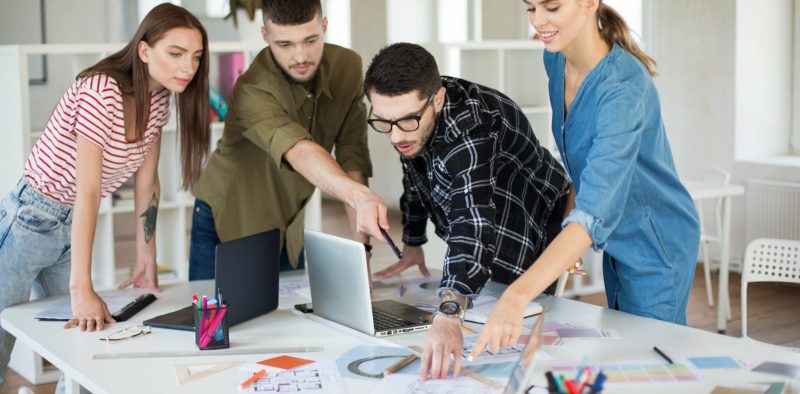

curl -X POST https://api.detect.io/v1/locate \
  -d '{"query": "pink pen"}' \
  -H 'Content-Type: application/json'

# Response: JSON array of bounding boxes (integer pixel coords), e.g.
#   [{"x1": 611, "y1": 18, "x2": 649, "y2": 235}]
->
[{"x1": 199, "y1": 308, "x2": 227, "y2": 348}]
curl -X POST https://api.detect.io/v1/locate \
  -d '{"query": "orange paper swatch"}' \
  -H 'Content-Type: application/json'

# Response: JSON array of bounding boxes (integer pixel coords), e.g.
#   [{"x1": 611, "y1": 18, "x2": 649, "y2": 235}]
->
[{"x1": 257, "y1": 355, "x2": 314, "y2": 370}]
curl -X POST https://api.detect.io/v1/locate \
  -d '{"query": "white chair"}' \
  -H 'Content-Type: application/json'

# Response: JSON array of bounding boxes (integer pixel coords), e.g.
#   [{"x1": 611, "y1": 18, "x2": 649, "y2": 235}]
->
[
  {"x1": 696, "y1": 169, "x2": 731, "y2": 317},
  {"x1": 740, "y1": 238, "x2": 800, "y2": 344}
]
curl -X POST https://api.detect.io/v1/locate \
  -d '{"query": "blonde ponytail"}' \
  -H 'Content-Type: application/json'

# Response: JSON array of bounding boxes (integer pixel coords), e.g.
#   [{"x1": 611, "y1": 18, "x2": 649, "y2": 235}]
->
[{"x1": 597, "y1": 2, "x2": 658, "y2": 77}]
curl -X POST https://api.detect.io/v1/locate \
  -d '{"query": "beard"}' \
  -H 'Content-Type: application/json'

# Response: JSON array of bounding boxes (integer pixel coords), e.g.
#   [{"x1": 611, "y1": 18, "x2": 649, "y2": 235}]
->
[{"x1": 277, "y1": 61, "x2": 319, "y2": 86}]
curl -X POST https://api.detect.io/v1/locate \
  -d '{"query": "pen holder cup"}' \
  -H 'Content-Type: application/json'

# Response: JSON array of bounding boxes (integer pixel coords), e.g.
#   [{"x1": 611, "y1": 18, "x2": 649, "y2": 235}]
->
[{"x1": 194, "y1": 304, "x2": 230, "y2": 350}]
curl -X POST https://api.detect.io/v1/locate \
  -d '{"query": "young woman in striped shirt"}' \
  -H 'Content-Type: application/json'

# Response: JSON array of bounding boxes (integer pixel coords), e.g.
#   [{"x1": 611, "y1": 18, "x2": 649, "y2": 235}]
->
[{"x1": 0, "y1": 4, "x2": 209, "y2": 386}]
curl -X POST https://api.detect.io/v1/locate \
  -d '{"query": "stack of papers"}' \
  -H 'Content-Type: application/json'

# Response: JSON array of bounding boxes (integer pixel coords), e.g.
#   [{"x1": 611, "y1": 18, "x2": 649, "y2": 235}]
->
[{"x1": 464, "y1": 295, "x2": 542, "y2": 324}]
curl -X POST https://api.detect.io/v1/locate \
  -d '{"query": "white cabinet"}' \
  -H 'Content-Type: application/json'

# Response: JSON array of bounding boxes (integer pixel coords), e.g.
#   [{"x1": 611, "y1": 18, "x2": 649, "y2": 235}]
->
[{"x1": 437, "y1": 40, "x2": 557, "y2": 153}]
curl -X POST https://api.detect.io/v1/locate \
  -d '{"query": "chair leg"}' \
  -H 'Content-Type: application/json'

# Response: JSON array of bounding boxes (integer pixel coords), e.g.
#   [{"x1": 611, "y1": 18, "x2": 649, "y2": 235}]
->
[
  {"x1": 740, "y1": 282, "x2": 747, "y2": 338},
  {"x1": 726, "y1": 286, "x2": 732, "y2": 321},
  {"x1": 701, "y1": 241, "x2": 714, "y2": 307}
]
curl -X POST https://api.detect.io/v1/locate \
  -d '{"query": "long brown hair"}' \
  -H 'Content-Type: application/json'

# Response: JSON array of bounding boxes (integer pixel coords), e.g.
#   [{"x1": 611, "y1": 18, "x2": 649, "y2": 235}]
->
[
  {"x1": 77, "y1": 3, "x2": 210, "y2": 189},
  {"x1": 597, "y1": 2, "x2": 658, "y2": 76}
]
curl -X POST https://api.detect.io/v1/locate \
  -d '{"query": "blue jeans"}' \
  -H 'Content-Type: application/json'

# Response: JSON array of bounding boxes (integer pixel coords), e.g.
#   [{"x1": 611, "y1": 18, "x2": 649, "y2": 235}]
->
[
  {"x1": 188, "y1": 199, "x2": 304, "y2": 281},
  {"x1": 0, "y1": 178, "x2": 72, "y2": 390}
]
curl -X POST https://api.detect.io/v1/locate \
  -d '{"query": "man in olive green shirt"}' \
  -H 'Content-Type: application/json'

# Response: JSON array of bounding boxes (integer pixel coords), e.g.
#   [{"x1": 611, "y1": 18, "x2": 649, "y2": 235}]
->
[{"x1": 190, "y1": 0, "x2": 388, "y2": 279}]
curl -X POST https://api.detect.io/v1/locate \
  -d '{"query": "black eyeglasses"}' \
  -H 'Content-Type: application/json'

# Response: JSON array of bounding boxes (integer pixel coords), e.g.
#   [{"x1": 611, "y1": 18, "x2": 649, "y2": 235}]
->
[{"x1": 367, "y1": 95, "x2": 434, "y2": 133}]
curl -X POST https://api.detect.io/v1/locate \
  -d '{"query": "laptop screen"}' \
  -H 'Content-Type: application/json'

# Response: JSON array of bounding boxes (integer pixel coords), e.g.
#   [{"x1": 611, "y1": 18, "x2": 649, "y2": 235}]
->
[{"x1": 504, "y1": 313, "x2": 545, "y2": 394}]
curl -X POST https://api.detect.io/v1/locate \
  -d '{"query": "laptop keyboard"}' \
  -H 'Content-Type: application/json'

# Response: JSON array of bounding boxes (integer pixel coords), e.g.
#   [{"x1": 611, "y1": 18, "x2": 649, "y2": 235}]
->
[{"x1": 373, "y1": 310, "x2": 416, "y2": 331}]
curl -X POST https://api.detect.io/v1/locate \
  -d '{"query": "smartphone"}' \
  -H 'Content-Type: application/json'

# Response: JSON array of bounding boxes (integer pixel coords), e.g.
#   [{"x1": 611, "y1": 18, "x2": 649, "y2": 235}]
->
[{"x1": 294, "y1": 303, "x2": 314, "y2": 313}]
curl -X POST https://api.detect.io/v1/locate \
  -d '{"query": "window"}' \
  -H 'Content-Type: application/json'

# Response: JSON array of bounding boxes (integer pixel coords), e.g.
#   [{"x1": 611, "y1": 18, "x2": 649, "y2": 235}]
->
[
  {"x1": 206, "y1": 0, "x2": 229, "y2": 18},
  {"x1": 792, "y1": 1, "x2": 799, "y2": 155},
  {"x1": 603, "y1": 0, "x2": 643, "y2": 42},
  {"x1": 735, "y1": 1, "x2": 796, "y2": 161},
  {"x1": 526, "y1": 1, "x2": 643, "y2": 46},
  {"x1": 138, "y1": 0, "x2": 180, "y2": 22}
]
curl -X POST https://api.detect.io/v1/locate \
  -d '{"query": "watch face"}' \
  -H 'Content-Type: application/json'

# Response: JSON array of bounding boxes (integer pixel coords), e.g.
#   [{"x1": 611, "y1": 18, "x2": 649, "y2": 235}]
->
[{"x1": 439, "y1": 301, "x2": 460, "y2": 315}]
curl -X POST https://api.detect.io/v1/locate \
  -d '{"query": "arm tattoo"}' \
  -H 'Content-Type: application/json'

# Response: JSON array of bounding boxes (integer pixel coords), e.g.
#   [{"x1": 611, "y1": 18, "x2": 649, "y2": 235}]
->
[{"x1": 139, "y1": 192, "x2": 158, "y2": 244}]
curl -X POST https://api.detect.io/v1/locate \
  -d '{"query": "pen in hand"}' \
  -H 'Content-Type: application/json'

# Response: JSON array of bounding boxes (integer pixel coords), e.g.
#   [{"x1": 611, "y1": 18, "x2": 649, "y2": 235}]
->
[{"x1": 380, "y1": 228, "x2": 403, "y2": 260}]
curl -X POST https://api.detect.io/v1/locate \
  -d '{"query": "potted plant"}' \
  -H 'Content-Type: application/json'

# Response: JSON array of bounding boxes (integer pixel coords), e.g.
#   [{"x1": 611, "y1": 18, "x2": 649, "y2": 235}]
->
[{"x1": 227, "y1": 0, "x2": 261, "y2": 27}]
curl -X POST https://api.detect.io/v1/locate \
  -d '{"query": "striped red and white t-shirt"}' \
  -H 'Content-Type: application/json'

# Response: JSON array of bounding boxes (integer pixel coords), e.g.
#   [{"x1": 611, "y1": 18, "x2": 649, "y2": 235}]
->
[{"x1": 24, "y1": 74, "x2": 171, "y2": 205}]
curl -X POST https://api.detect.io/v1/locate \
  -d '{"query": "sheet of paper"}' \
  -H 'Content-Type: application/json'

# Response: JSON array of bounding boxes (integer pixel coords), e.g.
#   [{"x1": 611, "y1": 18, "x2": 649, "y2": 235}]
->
[
  {"x1": 335, "y1": 345, "x2": 418, "y2": 380},
  {"x1": 464, "y1": 295, "x2": 543, "y2": 324},
  {"x1": 462, "y1": 334, "x2": 553, "y2": 366},
  {"x1": 238, "y1": 361, "x2": 346, "y2": 394},
  {"x1": 294, "y1": 286, "x2": 312, "y2": 300},
  {"x1": 374, "y1": 373, "x2": 506, "y2": 394},
  {"x1": 688, "y1": 356, "x2": 741, "y2": 370},
  {"x1": 35, "y1": 288, "x2": 151, "y2": 320},
  {"x1": 551, "y1": 362, "x2": 699, "y2": 386},
  {"x1": 279, "y1": 278, "x2": 310, "y2": 297}
]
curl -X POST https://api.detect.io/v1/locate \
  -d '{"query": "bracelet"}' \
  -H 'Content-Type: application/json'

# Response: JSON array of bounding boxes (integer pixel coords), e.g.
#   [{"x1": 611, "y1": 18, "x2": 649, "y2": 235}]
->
[{"x1": 363, "y1": 243, "x2": 373, "y2": 253}]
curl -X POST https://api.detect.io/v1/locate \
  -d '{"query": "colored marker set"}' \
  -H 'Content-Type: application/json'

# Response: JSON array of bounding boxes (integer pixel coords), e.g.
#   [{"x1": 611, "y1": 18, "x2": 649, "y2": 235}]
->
[
  {"x1": 193, "y1": 293, "x2": 230, "y2": 350},
  {"x1": 545, "y1": 365, "x2": 606, "y2": 394}
]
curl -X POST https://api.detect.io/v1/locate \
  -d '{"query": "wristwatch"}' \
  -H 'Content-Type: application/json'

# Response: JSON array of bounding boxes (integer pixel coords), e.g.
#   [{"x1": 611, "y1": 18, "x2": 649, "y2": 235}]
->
[
  {"x1": 438, "y1": 301, "x2": 462, "y2": 317},
  {"x1": 363, "y1": 243, "x2": 373, "y2": 253},
  {"x1": 434, "y1": 289, "x2": 468, "y2": 322}
]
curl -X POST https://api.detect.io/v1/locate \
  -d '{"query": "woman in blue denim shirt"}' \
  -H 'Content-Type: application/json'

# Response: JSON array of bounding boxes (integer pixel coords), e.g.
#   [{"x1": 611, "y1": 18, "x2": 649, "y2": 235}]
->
[{"x1": 471, "y1": 0, "x2": 700, "y2": 357}]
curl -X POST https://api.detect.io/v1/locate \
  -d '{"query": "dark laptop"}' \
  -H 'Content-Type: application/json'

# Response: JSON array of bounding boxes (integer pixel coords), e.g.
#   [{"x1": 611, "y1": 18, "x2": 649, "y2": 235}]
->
[{"x1": 144, "y1": 229, "x2": 281, "y2": 330}]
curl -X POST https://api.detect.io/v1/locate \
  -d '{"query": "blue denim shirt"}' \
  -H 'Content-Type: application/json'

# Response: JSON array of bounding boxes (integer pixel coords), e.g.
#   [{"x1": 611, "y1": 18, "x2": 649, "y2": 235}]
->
[{"x1": 544, "y1": 44, "x2": 699, "y2": 269}]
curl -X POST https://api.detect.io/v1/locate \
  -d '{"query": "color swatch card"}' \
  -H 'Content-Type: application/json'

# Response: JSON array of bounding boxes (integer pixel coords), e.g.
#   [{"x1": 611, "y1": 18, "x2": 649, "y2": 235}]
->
[
  {"x1": 554, "y1": 327, "x2": 620, "y2": 338},
  {"x1": 688, "y1": 356, "x2": 741, "y2": 370},
  {"x1": 752, "y1": 361, "x2": 800, "y2": 379},
  {"x1": 258, "y1": 355, "x2": 315, "y2": 370},
  {"x1": 551, "y1": 363, "x2": 699, "y2": 385}
]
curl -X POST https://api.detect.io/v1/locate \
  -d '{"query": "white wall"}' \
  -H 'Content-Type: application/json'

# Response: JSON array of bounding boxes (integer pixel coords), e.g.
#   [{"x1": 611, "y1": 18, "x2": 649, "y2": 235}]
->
[
  {"x1": 0, "y1": 0, "x2": 111, "y2": 130},
  {"x1": 735, "y1": 0, "x2": 793, "y2": 160},
  {"x1": 647, "y1": 0, "x2": 800, "y2": 267}
]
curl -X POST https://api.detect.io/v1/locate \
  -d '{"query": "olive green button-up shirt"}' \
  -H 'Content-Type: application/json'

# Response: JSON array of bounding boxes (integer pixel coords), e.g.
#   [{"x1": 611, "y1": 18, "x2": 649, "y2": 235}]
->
[{"x1": 193, "y1": 43, "x2": 372, "y2": 267}]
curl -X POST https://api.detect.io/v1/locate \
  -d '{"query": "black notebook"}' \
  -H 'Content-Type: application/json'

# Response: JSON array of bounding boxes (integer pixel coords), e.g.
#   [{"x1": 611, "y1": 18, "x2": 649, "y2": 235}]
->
[{"x1": 35, "y1": 291, "x2": 157, "y2": 322}]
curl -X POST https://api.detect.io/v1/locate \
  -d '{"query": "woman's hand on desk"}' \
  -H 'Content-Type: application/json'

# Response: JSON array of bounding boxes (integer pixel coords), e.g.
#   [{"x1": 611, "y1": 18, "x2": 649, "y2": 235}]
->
[
  {"x1": 64, "y1": 288, "x2": 115, "y2": 332},
  {"x1": 469, "y1": 288, "x2": 526, "y2": 359},
  {"x1": 118, "y1": 255, "x2": 159, "y2": 291},
  {"x1": 374, "y1": 245, "x2": 430, "y2": 279}
]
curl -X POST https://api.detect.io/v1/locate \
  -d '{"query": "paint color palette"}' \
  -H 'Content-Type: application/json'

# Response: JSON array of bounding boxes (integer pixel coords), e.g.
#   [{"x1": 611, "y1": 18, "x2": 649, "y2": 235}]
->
[{"x1": 551, "y1": 363, "x2": 698, "y2": 384}]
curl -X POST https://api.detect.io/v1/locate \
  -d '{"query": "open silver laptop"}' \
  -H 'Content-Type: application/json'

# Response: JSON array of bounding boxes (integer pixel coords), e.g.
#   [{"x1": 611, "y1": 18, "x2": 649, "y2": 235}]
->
[
  {"x1": 503, "y1": 313, "x2": 545, "y2": 394},
  {"x1": 304, "y1": 229, "x2": 432, "y2": 337}
]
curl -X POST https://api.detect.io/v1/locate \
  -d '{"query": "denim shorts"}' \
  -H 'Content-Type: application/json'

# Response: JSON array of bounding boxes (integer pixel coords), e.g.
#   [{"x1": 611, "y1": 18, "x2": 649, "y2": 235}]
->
[{"x1": 0, "y1": 178, "x2": 73, "y2": 389}]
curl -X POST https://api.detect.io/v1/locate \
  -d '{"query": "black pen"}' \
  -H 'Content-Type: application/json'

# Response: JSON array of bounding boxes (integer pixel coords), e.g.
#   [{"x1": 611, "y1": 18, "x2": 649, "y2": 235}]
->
[
  {"x1": 380, "y1": 228, "x2": 403, "y2": 259},
  {"x1": 653, "y1": 346, "x2": 674, "y2": 364}
]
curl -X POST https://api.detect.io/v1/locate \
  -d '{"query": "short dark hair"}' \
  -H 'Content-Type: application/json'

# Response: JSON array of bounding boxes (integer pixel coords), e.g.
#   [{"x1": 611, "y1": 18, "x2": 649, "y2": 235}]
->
[
  {"x1": 261, "y1": 0, "x2": 322, "y2": 25},
  {"x1": 365, "y1": 43, "x2": 441, "y2": 99}
]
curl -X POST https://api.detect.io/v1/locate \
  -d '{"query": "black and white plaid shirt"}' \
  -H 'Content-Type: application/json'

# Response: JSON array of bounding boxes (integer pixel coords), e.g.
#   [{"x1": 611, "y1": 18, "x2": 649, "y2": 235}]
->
[{"x1": 401, "y1": 77, "x2": 570, "y2": 295}]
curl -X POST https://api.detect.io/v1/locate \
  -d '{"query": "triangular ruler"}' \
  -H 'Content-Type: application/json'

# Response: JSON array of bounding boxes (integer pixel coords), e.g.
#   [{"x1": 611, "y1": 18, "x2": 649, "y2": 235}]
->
[{"x1": 174, "y1": 360, "x2": 245, "y2": 385}]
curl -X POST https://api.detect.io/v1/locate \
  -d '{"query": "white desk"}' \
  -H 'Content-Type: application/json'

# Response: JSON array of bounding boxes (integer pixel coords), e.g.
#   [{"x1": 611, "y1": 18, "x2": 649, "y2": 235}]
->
[
  {"x1": 684, "y1": 180, "x2": 746, "y2": 334},
  {"x1": 4, "y1": 275, "x2": 799, "y2": 393}
]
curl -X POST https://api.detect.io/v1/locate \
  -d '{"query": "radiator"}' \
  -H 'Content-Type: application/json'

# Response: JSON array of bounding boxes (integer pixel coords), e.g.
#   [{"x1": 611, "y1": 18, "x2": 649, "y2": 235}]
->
[{"x1": 745, "y1": 179, "x2": 800, "y2": 244}]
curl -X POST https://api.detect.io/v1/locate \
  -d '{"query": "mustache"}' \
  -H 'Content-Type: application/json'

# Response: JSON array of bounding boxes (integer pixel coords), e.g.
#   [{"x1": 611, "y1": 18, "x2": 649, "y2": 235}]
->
[{"x1": 290, "y1": 62, "x2": 314, "y2": 68}]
